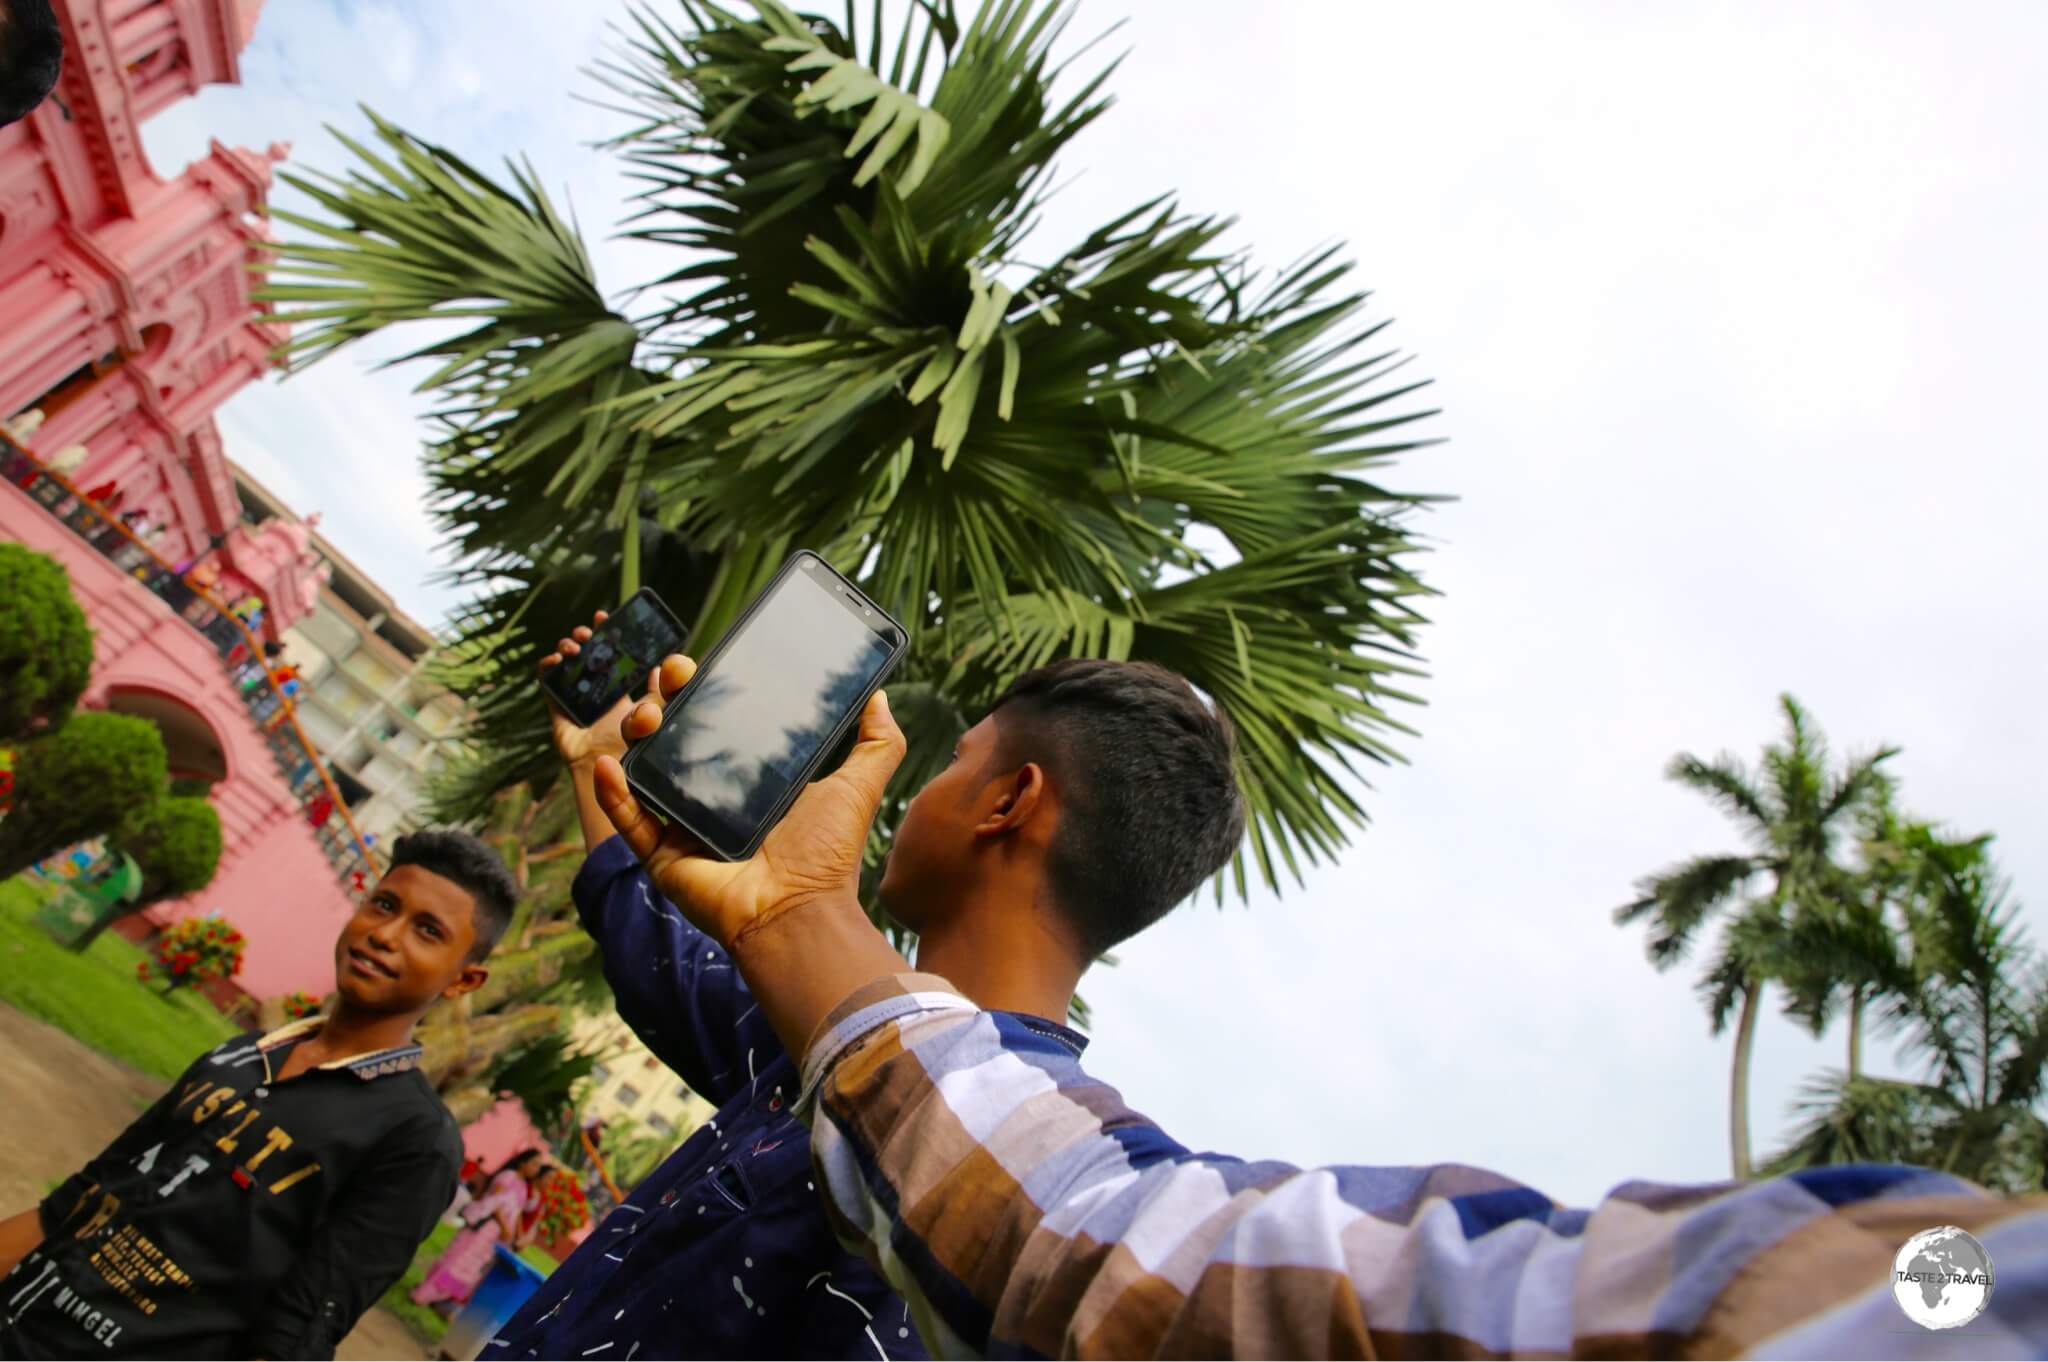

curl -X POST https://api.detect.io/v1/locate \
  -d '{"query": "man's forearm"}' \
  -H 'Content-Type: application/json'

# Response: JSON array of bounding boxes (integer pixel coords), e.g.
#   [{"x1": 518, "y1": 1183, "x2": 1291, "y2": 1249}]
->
[
  {"x1": 566, "y1": 758, "x2": 616, "y2": 854},
  {"x1": 726, "y1": 893, "x2": 910, "y2": 1065},
  {"x1": 801, "y1": 997, "x2": 2048, "y2": 1360},
  {"x1": 0, "y1": 1207, "x2": 43, "y2": 1278}
]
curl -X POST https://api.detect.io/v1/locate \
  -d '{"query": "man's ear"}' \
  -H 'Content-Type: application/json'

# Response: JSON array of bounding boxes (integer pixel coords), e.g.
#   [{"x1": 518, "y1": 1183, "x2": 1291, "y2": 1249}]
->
[
  {"x1": 975, "y1": 762, "x2": 1047, "y2": 837},
  {"x1": 443, "y1": 963, "x2": 489, "y2": 1000}
]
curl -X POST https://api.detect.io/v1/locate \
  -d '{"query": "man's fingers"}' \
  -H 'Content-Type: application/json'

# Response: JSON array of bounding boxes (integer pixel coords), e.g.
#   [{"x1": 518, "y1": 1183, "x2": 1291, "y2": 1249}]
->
[
  {"x1": 831, "y1": 689, "x2": 907, "y2": 811},
  {"x1": 592, "y1": 609, "x2": 609, "y2": 628},
  {"x1": 592, "y1": 756, "x2": 662, "y2": 862},
  {"x1": 572, "y1": 625, "x2": 593, "y2": 643},
  {"x1": 622, "y1": 699, "x2": 664, "y2": 742},
  {"x1": 594, "y1": 754, "x2": 707, "y2": 878},
  {"x1": 655, "y1": 654, "x2": 697, "y2": 701},
  {"x1": 538, "y1": 651, "x2": 562, "y2": 675},
  {"x1": 557, "y1": 637, "x2": 579, "y2": 658}
]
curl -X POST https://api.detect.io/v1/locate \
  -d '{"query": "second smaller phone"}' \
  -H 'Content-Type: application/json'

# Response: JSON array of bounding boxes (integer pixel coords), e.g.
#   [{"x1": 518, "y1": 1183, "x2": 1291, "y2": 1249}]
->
[{"x1": 540, "y1": 587, "x2": 689, "y2": 728}]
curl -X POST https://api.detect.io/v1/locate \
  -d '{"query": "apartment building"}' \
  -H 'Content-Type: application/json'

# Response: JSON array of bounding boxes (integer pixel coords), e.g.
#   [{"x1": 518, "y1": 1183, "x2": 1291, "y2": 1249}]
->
[
  {"x1": 573, "y1": 1012, "x2": 717, "y2": 1145},
  {"x1": 229, "y1": 461, "x2": 468, "y2": 844}
]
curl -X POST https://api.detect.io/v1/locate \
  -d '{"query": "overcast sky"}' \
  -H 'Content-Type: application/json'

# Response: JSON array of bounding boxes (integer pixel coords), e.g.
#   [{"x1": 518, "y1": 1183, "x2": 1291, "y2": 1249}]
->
[{"x1": 144, "y1": 0, "x2": 2047, "y2": 1206}]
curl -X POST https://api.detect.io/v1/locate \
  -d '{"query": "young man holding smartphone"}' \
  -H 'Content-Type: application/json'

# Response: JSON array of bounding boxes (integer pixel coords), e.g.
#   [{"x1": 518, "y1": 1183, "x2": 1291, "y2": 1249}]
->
[
  {"x1": 482, "y1": 612, "x2": 1245, "y2": 1361},
  {"x1": 591, "y1": 670, "x2": 2048, "y2": 1358}
]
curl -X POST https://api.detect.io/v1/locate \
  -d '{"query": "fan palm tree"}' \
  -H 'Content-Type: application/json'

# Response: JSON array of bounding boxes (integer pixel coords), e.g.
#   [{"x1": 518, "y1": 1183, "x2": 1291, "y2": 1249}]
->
[
  {"x1": 260, "y1": 0, "x2": 1443, "y2": 911},
  {"x1": 1764, "y1": 830, "x2": 2048, "y2": 1194},
  {"x1": 1613, "y1": 695, "x2": 1895, "y2": 1178}
]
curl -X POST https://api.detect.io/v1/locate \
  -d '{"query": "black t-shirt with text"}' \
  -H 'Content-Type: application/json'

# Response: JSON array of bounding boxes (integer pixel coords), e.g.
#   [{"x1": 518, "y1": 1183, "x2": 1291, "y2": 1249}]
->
[{"x1": 1, "y1": 1020, "x2": 459, "y2": 1360}]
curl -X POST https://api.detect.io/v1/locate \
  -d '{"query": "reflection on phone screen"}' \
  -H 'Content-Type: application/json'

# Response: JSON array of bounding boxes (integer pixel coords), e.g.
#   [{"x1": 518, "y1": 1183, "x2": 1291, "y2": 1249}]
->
[
  {"x1": 632, "y1": 568, "x2": 894, "y2": 852},
  {"x1": 554, "y1": 594, "x2": 682, "y2": 716}
]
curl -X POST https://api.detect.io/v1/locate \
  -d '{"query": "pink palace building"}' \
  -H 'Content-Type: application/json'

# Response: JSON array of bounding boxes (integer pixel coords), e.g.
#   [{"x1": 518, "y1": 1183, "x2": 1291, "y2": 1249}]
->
[{"x1": 0, "y1": 0, "x2": 376, "y2": 1001}]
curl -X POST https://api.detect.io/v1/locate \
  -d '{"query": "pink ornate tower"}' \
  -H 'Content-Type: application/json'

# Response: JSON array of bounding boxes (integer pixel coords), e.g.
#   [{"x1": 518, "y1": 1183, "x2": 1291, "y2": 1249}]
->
[
  {"x1": 0, "y1": 0, "x2": 373, "y2": 1002},
  {"x1": 0, "y1": 0, "x2": 304, "y2": 608}
]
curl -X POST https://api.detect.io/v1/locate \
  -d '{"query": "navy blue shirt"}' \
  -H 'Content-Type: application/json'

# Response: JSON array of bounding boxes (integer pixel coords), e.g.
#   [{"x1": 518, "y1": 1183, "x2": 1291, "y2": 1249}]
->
[{"x1": 484, "y1": 836, "x2": 1085, "y2": 1360}]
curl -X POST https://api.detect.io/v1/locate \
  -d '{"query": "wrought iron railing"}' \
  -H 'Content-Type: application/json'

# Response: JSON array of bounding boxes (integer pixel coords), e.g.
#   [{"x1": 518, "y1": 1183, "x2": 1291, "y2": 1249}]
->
[{"x1": 1, "y1": 429, "x2": 379, "y2": 883}]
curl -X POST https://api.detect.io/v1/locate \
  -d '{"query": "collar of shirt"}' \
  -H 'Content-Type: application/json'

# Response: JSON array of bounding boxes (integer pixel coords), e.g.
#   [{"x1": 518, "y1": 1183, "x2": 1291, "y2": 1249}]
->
[
  {"x1": 233, "y1": 1016, "x2": 427, "y2": 1082},
  {"x1": 797, "y1": 976, "x2": 1078, "y2": 1119}
]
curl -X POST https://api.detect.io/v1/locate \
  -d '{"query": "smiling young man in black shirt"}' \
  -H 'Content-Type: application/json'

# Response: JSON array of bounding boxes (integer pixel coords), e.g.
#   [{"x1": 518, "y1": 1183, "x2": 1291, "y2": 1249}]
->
[{"x1": 0, "y1": 830, "x2": 518, "y2": 1360}]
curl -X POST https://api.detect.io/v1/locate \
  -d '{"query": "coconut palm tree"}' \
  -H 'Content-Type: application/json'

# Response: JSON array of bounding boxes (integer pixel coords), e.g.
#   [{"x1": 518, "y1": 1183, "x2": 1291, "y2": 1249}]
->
[
  {"x1": 260, "y1": 0, "x2": 1443, "y2": 909},
  {"x1": 1764, "y1": 830, "x2": 2048, "y2": 1194},
  {"x1": 1613, "y1": 695, "x2": 1895, "y2": 1179},
  {"x1": 1766, "y1": 777, "x2": 1925, "y2": 1081}
]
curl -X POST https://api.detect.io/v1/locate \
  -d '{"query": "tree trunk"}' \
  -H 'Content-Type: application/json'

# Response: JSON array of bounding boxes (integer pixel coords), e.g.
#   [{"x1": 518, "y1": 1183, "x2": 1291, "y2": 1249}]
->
[
  {"x1": 580, "y1": 1122, "x2": 624, "y2": 1206},
  {"x1": 1846, "y1": 987, "x2": 1863, "y2": 1080},
  {"x1": 1730, "y1": 980, "x2": 1760, "y2": 1180}
]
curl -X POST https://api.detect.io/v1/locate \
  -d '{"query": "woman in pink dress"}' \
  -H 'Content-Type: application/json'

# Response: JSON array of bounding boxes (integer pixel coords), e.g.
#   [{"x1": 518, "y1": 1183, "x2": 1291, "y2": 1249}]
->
[{"x1": 410, "y1": 1149, "x2": 544, "y2": 1307}]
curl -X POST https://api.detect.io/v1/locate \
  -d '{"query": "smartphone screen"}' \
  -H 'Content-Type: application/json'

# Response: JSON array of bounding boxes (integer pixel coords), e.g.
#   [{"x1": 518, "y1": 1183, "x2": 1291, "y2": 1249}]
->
[
  {"x1": 623, "y1": 554, "x2": 905, "y2": 859},
  {"x1": 542, "y1": 588, "x2": 688, "y2": 728}
]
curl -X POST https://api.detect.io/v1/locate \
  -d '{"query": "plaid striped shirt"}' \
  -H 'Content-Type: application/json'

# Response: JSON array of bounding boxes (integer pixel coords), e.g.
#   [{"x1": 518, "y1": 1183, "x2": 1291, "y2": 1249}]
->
[{"x1": 800, "y1": 976, "x2": 2048, "y2": 1359}]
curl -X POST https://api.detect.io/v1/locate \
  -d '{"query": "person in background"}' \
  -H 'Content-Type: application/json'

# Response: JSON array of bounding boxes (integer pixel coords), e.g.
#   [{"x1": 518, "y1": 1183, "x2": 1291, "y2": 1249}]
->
[
  {"x1": 593, "y1": 656, "x2": 2048, "y2": 1359},
  {"x1": 0, "y1": 0, "x2": 61, "y2": 130},
  {"x1": 439, "y1": 1157, "x2": 487, "y2": 1227},
  {"x1": 0, "y1": 830, "x2": 520, "y2": 1359},
  {"x1": 411, "y1": 1150, "x2": 544, "y2": 1309}
]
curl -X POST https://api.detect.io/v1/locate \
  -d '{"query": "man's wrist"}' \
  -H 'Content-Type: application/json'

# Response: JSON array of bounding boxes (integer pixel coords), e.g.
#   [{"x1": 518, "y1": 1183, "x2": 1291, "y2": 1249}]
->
[
  {"x1": 727, "y1": 889, "x2": 859, "y2": 949},
  {"x1": 724, "y1": 892, "x2": 910, "y2": 1065}
]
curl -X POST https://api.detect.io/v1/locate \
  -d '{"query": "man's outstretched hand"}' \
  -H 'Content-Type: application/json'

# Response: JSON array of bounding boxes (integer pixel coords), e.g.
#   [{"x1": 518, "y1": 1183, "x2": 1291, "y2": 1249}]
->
[{"x1": 591, "y1": 654, "x2": 907, "y2": 952}]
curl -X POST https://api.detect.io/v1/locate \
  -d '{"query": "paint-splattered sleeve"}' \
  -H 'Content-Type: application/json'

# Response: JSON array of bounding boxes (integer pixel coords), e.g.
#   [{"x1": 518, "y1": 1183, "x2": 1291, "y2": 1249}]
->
[
  {"x1": 799, "y1": 977, "x2": 2048, "y2": 1359},
  {"x1": 573, "y1": 834, "x2": 776, "y2": 1107}
]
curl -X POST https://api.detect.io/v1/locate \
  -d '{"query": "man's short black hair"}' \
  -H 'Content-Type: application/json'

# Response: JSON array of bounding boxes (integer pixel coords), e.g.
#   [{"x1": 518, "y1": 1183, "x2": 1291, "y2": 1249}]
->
[
  {"x1": 989, "y1": 659, "x2": 1245, "y2": 957},
  {"x1": 0, "y1": 0, "x2": 63, "y2": 130},
  {"x1": 387, "y1": 828, "x2": 519, "y2": 962}
]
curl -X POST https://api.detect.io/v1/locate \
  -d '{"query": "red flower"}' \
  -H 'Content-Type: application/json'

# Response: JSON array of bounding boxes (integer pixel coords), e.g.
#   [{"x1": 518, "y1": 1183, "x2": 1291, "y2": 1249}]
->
[{"x1": 135, "y1": 963, "x2": 149, "y2": 978}]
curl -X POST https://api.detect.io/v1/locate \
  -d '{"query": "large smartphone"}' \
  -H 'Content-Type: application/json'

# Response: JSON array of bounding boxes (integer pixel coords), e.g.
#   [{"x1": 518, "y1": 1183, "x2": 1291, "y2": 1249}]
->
[
  {"x1": 620, "y1": 551, "x2": 908, "y2": 862},
  {"x1": 540, "y1": 587, "x2": 690, "y2": 728}
]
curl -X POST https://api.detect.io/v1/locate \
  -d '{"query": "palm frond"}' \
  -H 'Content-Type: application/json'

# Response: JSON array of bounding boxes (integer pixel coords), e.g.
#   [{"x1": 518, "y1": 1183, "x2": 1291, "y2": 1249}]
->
[
  {"x1": 1773, "y1": 901, "x2": 1907, "y2": 1037},
  {"x1": 1664, "y1": 753, "x2": 1772, "y2": 838},
  {"x1": 1760, "y1": 1071, "x2": 1952, "y2": 1176},
  {"x1": 1696, "y1": 934, "x2": 1755, "y2": 1037},
  {"x1": 1818, "y1": 744, "x2": 1900, "y2": 828},
  {"x1": 1613, "y1": 854, "x2": 1756, "y2": 970},
  {"x1": 276, "y1": 0, "x2": 1445, "y2": 903},
  {"x1": 758, "y1": 1, "x2": 951, "y2": 197},
  {"x1": 1994, "y1": 960, "x2": 2048, "y2": 1110}
]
